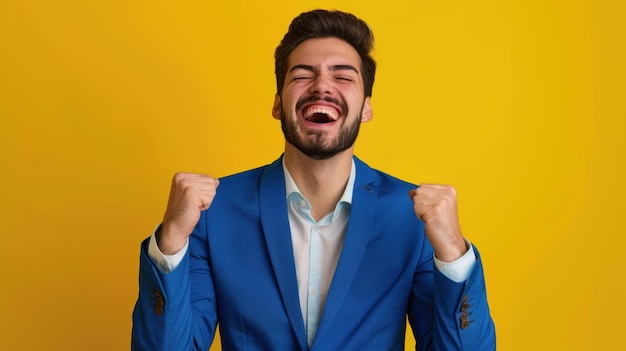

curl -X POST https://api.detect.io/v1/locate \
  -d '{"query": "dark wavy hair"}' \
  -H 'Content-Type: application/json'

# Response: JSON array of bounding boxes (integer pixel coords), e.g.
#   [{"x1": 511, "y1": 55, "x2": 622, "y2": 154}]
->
[{"x1": 274, "y1": 9, "x2": 376, "y2": 97}]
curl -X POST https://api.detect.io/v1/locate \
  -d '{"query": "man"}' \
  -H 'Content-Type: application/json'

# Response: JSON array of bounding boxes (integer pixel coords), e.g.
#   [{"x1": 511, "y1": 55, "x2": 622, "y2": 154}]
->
[{"x1": 132, "y1": 9, "x2": 496, "y2": 351}]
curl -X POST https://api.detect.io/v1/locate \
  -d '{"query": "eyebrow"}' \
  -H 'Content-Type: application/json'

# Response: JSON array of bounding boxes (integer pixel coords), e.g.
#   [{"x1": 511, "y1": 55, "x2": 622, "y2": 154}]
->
[{"x1": 289, "y1": 64, "x2": 359, "y2": 74}]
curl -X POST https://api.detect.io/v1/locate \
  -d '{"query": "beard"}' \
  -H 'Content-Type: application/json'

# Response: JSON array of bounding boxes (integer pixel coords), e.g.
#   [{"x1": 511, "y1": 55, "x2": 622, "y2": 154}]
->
[{"x1": 280, "y1": 99, "x2": 362, "y2": 160}]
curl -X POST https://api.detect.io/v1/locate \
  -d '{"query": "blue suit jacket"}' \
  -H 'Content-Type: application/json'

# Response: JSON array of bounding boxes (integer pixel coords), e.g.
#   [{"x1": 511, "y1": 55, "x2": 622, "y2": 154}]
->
[{"x1": 132, "y1": 156, "x2": 496, "y2": 350}]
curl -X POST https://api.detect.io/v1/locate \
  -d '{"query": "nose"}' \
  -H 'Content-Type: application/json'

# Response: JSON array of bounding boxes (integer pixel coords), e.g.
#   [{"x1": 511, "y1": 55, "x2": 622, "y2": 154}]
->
[{"x1": 309, "y1": 74, "x2": 333, "y2": 95}]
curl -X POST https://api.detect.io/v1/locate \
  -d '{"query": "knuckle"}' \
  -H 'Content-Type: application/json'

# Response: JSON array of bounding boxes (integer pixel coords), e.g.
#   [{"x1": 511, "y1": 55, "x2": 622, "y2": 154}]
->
[
  {"x1": 173, "y1": 172, "x2": 189, "y2": 183},
  {"x1": 447, "y1": 186, "x2": 457, "y2": 197},
  {"x1": 440, "y1": 185, "x2": 455, "y2": 197},
  {"x1": 178, "y1": 177, "x2": 193, "y2": 189}
]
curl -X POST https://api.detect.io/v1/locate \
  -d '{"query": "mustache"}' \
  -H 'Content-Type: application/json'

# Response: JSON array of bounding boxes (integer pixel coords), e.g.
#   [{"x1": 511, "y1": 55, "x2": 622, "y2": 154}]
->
[{"x1": 295, "y1": 96, "x2": 347, "y2": 114}]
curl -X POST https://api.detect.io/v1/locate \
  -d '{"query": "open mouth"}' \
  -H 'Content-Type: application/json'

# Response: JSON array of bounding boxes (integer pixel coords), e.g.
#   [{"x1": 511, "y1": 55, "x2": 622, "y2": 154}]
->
[{"x1": 303, "y1": 105, "x2": 340, "y2": 124}]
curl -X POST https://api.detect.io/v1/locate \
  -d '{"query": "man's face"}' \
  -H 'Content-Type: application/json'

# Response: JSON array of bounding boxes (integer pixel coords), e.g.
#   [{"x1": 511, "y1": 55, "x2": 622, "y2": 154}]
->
[{"x1": 272, "y1": 37, "x2": 373, "y2": 160}]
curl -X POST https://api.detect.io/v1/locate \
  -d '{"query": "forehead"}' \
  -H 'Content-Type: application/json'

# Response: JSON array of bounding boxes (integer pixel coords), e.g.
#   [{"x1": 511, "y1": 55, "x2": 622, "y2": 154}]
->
[{"x1": 287, "y1": 37, "x2": 362, "y2": 70}]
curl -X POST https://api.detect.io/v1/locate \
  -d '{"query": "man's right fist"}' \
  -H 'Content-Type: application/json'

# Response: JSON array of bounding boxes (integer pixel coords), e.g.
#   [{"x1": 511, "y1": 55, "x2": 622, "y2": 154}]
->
[{"x1": 157, "y1": 172, "x2": 220, "y2": 255}]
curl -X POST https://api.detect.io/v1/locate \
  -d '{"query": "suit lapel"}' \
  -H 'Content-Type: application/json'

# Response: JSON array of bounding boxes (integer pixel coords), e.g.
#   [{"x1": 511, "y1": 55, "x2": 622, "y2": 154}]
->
[
  {"x1": 313, "y1": 157, "x2": 379, "y2": 344},
  {"x1": 259, "y1": 157, "x2": 308, "y2": 350}
]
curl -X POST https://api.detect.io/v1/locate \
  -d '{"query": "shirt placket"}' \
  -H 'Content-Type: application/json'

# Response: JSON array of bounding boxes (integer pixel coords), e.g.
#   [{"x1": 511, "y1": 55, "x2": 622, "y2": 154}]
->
[{"x1": 306, "y1": 223, "x2": 321, "y2": 346}]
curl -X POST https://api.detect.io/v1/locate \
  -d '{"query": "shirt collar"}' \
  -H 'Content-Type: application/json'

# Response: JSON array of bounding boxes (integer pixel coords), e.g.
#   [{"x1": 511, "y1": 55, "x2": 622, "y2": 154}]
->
[{"x1": 283, "y1": 158, "x2": 356, "y2": 206}]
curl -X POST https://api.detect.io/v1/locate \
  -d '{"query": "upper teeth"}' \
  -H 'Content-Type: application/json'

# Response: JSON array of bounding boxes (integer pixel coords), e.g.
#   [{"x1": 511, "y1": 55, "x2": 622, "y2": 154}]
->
[{"x1": 304, "y1": 106, "x2": 339, "y2": 120}]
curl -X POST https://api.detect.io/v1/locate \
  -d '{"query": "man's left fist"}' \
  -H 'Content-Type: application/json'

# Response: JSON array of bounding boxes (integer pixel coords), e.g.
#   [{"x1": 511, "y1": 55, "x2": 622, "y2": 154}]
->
[{"x1": 409, "y1": 184, "x2": 467, "y2": 262}]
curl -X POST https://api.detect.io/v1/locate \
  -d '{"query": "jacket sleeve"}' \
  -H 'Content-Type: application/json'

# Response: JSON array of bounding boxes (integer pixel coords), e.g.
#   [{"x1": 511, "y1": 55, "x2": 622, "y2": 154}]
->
[
  {"x1": 131, "y1": 220, "x2": 218, "y2": 351},
  {"x1": 408, "y1": 243, "x2": 496, "y2": 351}
]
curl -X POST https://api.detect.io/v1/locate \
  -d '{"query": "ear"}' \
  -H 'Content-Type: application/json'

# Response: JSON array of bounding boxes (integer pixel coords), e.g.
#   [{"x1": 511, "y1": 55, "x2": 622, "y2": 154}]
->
[
  {"x1": 272, "y1": 94, "x2": 281, "y2": 120},
  {"x1": 360, "y1": 97, "x2": 373, "y2": 123}
]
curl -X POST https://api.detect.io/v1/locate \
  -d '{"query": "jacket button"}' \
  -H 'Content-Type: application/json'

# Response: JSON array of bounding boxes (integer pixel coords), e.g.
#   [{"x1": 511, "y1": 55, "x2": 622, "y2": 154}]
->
[
  {"x1": 154, "y1": 305, "x2": 164, "y2": 316},
  {"x1": 460, "y1": 302, "x2": 470, "y2": 312},
  {"x1": 460, "y1": 295, "x2": 472, "y2": 312},
  {"x1": 460, "y1": 319, "x2": 470, "y2": 330},
  {"x1": 459, "y1": 310, "x2": 473, "y2": 329},
  {"x1": 152, "y1": 290, "x2": 165, "y2": 316}
]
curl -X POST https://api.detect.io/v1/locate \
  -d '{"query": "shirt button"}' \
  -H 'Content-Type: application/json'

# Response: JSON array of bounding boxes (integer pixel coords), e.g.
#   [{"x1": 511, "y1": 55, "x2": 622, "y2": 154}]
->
[
  {"x1": 310, "y1": 288, "x2": 317, "y2": 296},
  {"x1": 299, "y1": 199, "x2": 307, "y2": 208}
]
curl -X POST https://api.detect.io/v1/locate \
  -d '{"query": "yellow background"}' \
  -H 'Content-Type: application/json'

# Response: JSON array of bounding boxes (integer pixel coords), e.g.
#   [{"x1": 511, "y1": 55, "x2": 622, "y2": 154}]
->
[{"x1": 1, "y1": 0, "x2": 624, "y2": 349}]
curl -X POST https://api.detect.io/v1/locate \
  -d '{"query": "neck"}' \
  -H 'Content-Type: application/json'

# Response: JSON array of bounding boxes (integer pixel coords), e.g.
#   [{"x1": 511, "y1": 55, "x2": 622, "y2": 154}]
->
[{"x1": 283, "y1": 144, "x2": 354, "y2": 221}]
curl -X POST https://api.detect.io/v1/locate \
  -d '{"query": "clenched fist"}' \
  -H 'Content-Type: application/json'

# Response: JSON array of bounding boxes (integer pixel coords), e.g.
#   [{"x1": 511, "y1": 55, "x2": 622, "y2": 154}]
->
[
  {"x1": 409, "y1": 184, "x2": 467, "y2": 262},
  {"x1": 158, "y1": 172, "x2": 220, "y2": 255}
]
